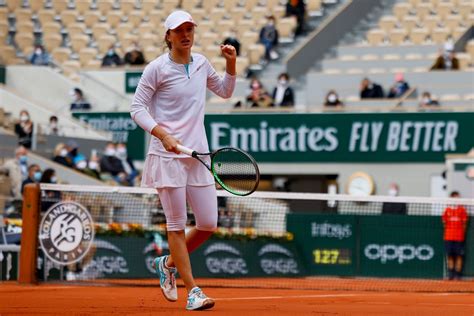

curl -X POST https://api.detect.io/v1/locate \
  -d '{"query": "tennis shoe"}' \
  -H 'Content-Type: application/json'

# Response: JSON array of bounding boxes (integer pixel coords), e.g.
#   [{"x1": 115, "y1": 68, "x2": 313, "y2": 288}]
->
[
  {"x1": 153, "y1": 256, "x2": 177, "y2": 302},
  {"x1": 186, "y1": 287, "x2": 215, "y2": 311}
]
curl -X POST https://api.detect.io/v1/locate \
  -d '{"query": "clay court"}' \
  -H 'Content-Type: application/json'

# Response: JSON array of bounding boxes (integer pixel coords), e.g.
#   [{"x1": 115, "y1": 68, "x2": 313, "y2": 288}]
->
[{"x1": 1, "y1": 279, "x2": 473, "y2": 315}]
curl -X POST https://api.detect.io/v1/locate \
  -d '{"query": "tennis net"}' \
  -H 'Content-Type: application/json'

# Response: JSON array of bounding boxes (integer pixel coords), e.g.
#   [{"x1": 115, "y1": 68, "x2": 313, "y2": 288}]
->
[{"x1": 25, "y1": 184, "x2": 474, "y2": 292}]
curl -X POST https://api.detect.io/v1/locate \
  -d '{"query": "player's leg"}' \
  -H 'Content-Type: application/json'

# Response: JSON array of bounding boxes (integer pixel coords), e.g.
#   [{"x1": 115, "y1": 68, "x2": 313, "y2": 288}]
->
[
  {"x1": 154, "y1": 187, "x2": 196, "y2": 301},
  {"x1": 454, "y1": 242, "x2": 465, "y2": 280},
  {"x1": 445, "y1": 241, "x2": 455, "y2": 279}
]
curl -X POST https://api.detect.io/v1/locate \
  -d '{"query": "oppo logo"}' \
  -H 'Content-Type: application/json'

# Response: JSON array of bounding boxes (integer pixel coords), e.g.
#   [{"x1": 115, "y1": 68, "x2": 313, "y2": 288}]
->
[{"x1": 364, "y1": 244, "x2": 434, "y2": 264}]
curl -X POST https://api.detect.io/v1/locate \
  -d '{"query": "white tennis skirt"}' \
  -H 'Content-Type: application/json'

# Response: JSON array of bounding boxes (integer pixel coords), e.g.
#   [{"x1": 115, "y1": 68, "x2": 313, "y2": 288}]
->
[{"x1": 141, "y1": 154, "x2": 214, "y2": 188}]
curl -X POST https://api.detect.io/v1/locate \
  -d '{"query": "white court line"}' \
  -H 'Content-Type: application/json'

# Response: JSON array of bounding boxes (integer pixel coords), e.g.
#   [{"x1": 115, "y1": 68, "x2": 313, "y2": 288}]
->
[{"x1": 213, "y1": 294, "x2": 360, "y2": 301}]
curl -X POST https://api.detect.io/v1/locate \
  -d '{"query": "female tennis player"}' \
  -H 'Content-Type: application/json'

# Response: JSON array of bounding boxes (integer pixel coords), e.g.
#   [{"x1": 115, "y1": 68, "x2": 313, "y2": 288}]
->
[{"x1": 130, "y1": 10, "x2": 236, "y2": 311}]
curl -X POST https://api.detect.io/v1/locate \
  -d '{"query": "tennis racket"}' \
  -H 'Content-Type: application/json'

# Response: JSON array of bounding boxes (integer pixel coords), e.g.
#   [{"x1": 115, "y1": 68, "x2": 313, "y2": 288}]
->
[{"x1": 176, "y1": 144, "x2": 260, "y2": 196}]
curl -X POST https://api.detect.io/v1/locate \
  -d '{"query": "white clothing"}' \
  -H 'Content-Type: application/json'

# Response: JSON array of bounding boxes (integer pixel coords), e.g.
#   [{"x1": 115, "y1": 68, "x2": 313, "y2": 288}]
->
[
  {"x1": 141, "y1": 155, "x2": 213, "y2": 188},
  {"x1": 130, "y1": 53, "x2": 236, "y2": 158},
  {"x1": 274, "y1": 84, "x2": 286, "y2": 106},
  {"x1": 158, "y1": 185, "x2": 218, "y2": 231}
]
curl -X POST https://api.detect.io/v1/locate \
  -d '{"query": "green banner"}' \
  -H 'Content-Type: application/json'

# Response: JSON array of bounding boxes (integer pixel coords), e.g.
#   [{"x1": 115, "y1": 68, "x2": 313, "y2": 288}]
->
[
  {"x1": 463, "y1": 223, "x2": 474, "y2": 276},
  {"x1": 359, "y1": 215, "x2": 444, "y2": 278},
  {"x1": 125, "y1": 71, "x2": 143, "y2": 94},
  {"x1": 204, "y1": 112, "x2": 474, "y2": 162},
  {"x1": 287, "y1": 214, "x2": 357, "y2": 276},
  {"x1": 72, "y1": 112, "x2": 145, "y2": 160}
]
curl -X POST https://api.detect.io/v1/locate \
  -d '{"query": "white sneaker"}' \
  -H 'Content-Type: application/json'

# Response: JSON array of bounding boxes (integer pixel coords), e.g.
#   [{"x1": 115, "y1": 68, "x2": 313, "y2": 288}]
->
[
  {"x1": 153, "y1": 256, "x2": 178, "y2": 302},
  {"x1": 186, "y1": 287, "x2": 215, "y2": 311}
]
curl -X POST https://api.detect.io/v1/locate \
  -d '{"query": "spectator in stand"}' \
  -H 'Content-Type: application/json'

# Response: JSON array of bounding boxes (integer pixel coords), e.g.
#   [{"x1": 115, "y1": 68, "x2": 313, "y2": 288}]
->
[
  {"x1": 360, "y1": 78, "x2": 385, "y2": 99},
  {"x1": 102, "y1": 45, "x2": 123, "y2": 67},
  {"x1": 21, "y1": 164, "x2": 41, "y2": 194},
  {"x1": 65, "y1": 140, "x2": 86, "y2": 169},
  {"x1": 124, "y1": 42, "x2": 146, "y2": 65},
  {"x1": 0, "y1": 146, "x2": 28, "y2": 200},
  {"x1": 40, "y1": 168, "x2": 61, "y2": 211},
  {"x1": 29, "y1": 44, "x2": 50, "y2": 65},
  {"x1": 244, "y1": 78, "x2": 273, "y2": 108},
  {"x1": 223, "y1": 31, "x2": 241, "y2": 57},
  {"x1": 43, "y1": 115, "x2": 62, "y2": 135},
  {"x1": 259, "y1": 15, "x2": 279, "y2": 60},
  {"x1": 324, "y1": 90, "x2": 344, "y2": 107},
  {"x1": 87, "y1": 155, "x2": 101, "y2": 180},
  {"x1": 442, "y1": 191, "x2": 468, "y2": 280},
  {"x1": 271, "y1": 73, "x2": 294, "y2": 107},
  {"x1": 432, "y1": 42, "x2": 459, "y2": 71},
  {"x1": 115, "y1": 143, "x2": 137, "y2": 186},
  {"x1": 14, "y1": 110, "x2": 34, "y2": 149},
  {"x1": 381, "y1": 183, "x2": 407, "y2": 215},
  {"x1": 285, "y1": 0, "x2": 306, "y2": 36},
  {"x1": 70, "y1": 88, "x2": 91, "y2": 111},
  {"x1": 100, "y1": 143, "x2": 127, "y2": 185},
  {"x1": 52, "y1": 143, "x2": 73, "y2": 168},
  {"x1": 387, "y1": 73, "x2": 410, "y2": 98},
  {"x1": 419, "y1": 91, "x2": 440, "y2": 108}
]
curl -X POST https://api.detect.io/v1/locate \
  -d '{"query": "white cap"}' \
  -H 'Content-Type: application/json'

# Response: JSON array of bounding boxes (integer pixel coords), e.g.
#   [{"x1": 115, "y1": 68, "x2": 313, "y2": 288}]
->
[
  {"x1": 444, "y1": 42, "x2": 454, "y2": 52},
  {"x1": 164, "y1": 10, "x2": 197, "y2": 30}
]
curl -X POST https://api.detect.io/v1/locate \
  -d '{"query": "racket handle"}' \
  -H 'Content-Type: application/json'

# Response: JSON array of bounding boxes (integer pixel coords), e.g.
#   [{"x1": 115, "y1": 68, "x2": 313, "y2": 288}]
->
[{"x1": 176, "y1": 144, "x2": 194, "y2": 156}]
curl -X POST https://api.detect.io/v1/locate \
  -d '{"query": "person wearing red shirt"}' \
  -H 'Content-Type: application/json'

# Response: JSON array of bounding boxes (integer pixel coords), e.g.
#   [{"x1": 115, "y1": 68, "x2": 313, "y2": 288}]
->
[{"x1": 442, "y1": 191, "x2": 468, "y2": 280}]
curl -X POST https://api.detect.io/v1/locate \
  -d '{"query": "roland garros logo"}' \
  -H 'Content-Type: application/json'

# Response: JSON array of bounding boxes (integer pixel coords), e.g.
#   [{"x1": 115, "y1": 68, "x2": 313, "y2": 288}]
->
[{"x1": 39, "y1": 201, "x2": 94, "y2": 265}]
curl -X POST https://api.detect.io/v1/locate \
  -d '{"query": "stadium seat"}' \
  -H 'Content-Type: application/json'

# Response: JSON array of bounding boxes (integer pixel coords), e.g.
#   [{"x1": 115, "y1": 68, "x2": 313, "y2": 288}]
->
[
  {"x1": 393, "y1": 3, "x2": 412, "y2": 21},
  {"x1": 43, "y1": 33, "x2": 63, "y2": 52},
  {"x1": 107, "y1": 11, "x2": 123, "y2": 28},
  {"x1": 236, "y1": 57, "x2": 250, "y2": 75},
  {"x1": 456, "y1": 53, "x2": 471, "y2": 70},
  {"x1": 189, "y1": 8, "x2": 205, "y2": 22},
  {"x1": 75, "y1": 0, "x2": 92, "y2": 16},
  {"x1": 149, "y1": 10, "x2": 165, "y2": 28},
  {"x1": 139, "y1": 33, "x2": 158, "y2": 48},
  {"x1": 251, "y1": 7, "x2": 268, "y2": 22},
  {"x1": 86, "y1": 59, "x2": 101, "y2": 69},
  {"x1": 0, "y1": 21, "x2": 8, "y2": 35},
  {"x1": 422, "y1": 15, "x2": 441, "y2": 32},
  {"x1": 97, "y1": 34, "x2": 117, "y2": 54},
  {"x1": 466, "y1": 41, "x2": 474, "y2": 60},
  {"x1": 51, "y1": 0, "x2": 69, "y2": 14},
  {"x1": 97, "y1": 0, "x2": 114, "y2": 15},
  {"x1": 410, "y1": 28, "x2": 429, "y2": 44},
  {"x1": 444, "y1": 15, "x2": 462, "y2": 32},
  {"x1": 244, "y1": 0, "x2": 260, "y2": 11},
  {"x1": 15, "y1": 8, "x2": 32, "y2": 22},
  {"x1": 306, "y1": 0, "x2": 322, "y2": 13},
  {"x1": 79, "y1": 47, "x2": 98, "y2": 66},
  {"x1": 119, "y1": 0, "x2": 136, "y2": 15},
  {"x1": 431, "y1": 27, "x2": 450, "y2": 44},
  {"x1": 217, "y1": 20, "x2": 234, "y2": 34},
  {"x1": 61, "y1": 10, "x2": 80, "y2": 27},
  {"x1": 28, "y1": 0, "x2": 44, "y2": 13},
  {"x1": 38, "y1": 9, "x2": 55, "y2": 25},
  {"x1": 119, "y1": 33, "x2": 139, "y2": 50},
  {"x1": 92, "y1": 23, "x2": 110, "y2": 40},
  {"x1": 6, "y1": 0, "x2": 22, "y2": 12},
  {"x1": 144, "y1": 46, "x2": 160, "y2": 62},
  {"x1": 247, "y1": 44, "x2": 264, "y2": 64},
  {"x1": 202, "y1": 0, "x2": 220, "y2": 13},
  {"x1": 210, "y1": 7, "x2": 227, "y2": 23},
  {"x1": 15, "y1": 21, "x2": 34, "y2": 34},
  {"x1": 66, "y1": 23, "x2": 86, "y2": 36},
  {"x1": 278, "y1": 18, "x2": 296, "y2": 39},
  {"x1": 127, "y1": 10, "x2": 144, "y2": 28},
  {"x1": 42, "y1": 21, "x2": 61, "y2": 35},
  {"x1": 62, "y1": 60, "x2": 81, "y2": 77},
  {"x1": 0, "y1": 8, "x2": 7, "y2": 22},
  {"x1": 52, "y1": 47, "x2": 72, "y2": 64},
  {"x1": 141, "y1": 0, "x2": 157, "y2": 12},
  {"x1": 200, "y1": 32, "x2": 219, "y2": 48},
  {"x1": 414, "y1": 3, "x2": 433, "y2": 20},
  {"x1": 181, "y1": 0, "x2": 199, "y2": 12},
  {"x1": 210, "y1": 57, "x2": 226, "y2": 73},
  {"x1": 379, "y1": 16, "x2": 398, "y2": 33},
  {"x1": 458, "y1": 1, "x2": 473, "y2": 19},
  {"x1": 161, "y1": 0, "x2": 179, "y2": 15},
  {"x1": 401, "y1": 16, "x2": 418, "y2": 32},
  {"x1": 436, "y1": 2, "x2": 454, "y2": 19},
  {"x1": 367, "y1": 29, "x2": 386, "y2": 45},
  {"x1": 15, "y1": 33, "x2": 34, "y2": 52},
  {"x1": 83, "y1": 11, "x2": 101, "y2": 28},
  {"x1": 138, "y1": 22, "x2": 156, "y2": 35},
  {"x1": 222, "y1": 0, "x2": 237, "y2": 11},
  {"x1": 1, "y1": 46, "x2": 17, "y2": 64},
  {"x1": 70, "y1": 34, "x2": 89, "y2": 52},
  {"x1": 197, "y1": 20, "x2": 214, "y2": 34},
  {"x1": 272, "y1": 6, "x2": 286, "y2": 18},
  {"x1": 452, "y1": 26, "x2": 468, "y2": 40}
]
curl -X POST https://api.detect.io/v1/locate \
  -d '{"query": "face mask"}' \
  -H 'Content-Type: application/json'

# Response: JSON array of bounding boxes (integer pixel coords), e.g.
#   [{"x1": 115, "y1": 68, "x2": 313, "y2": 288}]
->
[
  {"x1": 76, "y1": 160, "x2": 87, "y2": 170},
  {"x1": 20, "y1": 115, "x2": 29, "y2": 122},
  {"x1": 105, "y1": 148, "x2": 116, "y2": 156},
  {"x1": 50, "y1": 176, "x2": 57, "y2": 183},
  {"x1": 35, "y1": 48, "x2": 42, "y2": 55},
  {"x1": 50, "y1": 122, "x2": 57, "y2": 128},
  {"x1": 422, "y1": 97, "x2": 431, "y2": 104},
  {"x1": 59, "y1": 149, "x2": 68, "y2": 157},
  {"x1": 267, "y1": 20, "x2": 274, "y2": 26},
  {"x1": 251, "y1": 82, "x2": 260, "y2": 89},
  {"x1": 327, "y1": 94, "x2": 337, "y2": 103},
  {"x1": 19, "y1": 155, "x2": 28, "y2": 164},
  {"x1": 89, "y1": 161, "x2": 98, "y2": 170},
  {"x1": 34, "y1": 171, "x2": 42, "y2": 182},
  {"x1": 116, "y1": 148, "x2": 127, "y2": 159},
  {"x1": 107, "y1": 50, "x2": 114, "y2": 56},
  {"x1": 388, "y1": 189, "x2": 398, "y2": 196},
  {"x1": 278, "y1": 79, "x2": 287, "y2": 86}
]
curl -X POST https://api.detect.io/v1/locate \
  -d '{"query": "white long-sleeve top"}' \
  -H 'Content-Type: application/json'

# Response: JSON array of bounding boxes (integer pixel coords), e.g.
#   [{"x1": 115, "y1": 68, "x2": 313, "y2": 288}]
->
[{"x1": 130, "y1": 53, "x2": 236, "y2": 158}]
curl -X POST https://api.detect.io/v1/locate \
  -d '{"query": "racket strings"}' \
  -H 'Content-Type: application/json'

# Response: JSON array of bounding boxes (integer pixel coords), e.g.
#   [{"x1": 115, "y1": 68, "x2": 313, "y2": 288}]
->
[{"x1": 211, "y1": 148, "x2": 259, "y2": 195}]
